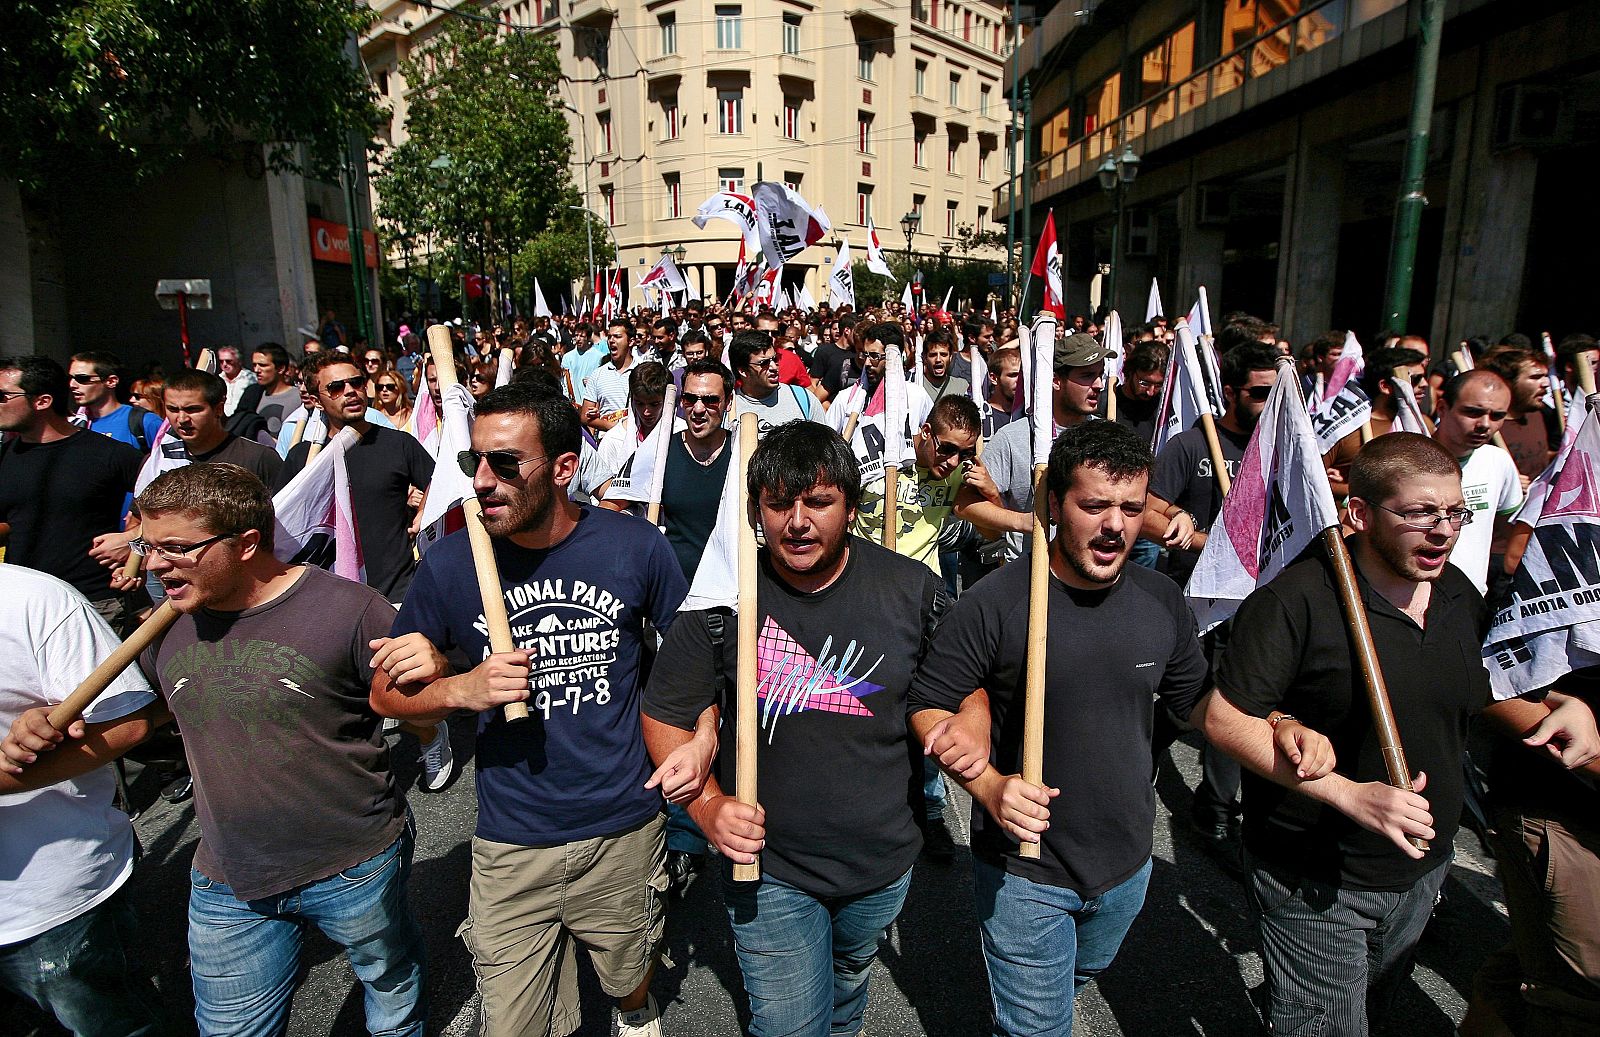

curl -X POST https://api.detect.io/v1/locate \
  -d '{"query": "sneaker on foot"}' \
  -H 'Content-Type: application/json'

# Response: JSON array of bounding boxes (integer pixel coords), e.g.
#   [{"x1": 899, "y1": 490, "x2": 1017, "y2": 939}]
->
[
  {"x1": 920, "y1": 816, "x2": 957, "y2": 863},
  {"x1": 665, "y1": 850, "x2": 703, "y2": 898},
  {"x1": 618, "y1": 994, "x2": 663, "y2": 1037},
  {"x1": 421, "y1": 722, "x2": 454, "y2": 792}
]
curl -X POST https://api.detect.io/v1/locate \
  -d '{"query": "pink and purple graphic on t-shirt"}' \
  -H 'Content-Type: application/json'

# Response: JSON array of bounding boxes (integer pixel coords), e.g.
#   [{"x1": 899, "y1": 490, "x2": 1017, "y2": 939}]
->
[{"x1": 756, "y1": 616, "x2": 885, "y2": 739}]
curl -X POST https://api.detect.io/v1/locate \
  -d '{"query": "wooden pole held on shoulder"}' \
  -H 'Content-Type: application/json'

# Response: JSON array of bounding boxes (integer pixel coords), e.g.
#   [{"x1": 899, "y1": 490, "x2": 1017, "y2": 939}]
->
[
  {"x1": 733, "y1": 413, "x2": 762, "y2": 882},
  {"x1": 48, "y1": 602, "x2": 180, "y2": 730}
]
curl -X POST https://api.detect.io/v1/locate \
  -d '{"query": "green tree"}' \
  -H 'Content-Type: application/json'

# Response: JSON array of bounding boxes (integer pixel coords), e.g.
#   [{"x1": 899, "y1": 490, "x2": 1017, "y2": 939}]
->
[
  {"x1": 2, "y1": 0, "x2": 380, "y2": 191},
  {"x1": 374, "y1": 10, "x2": 579, "y2": 316},
  {"x1": 511, "y1": 200, "x2": 613, "y2": 301}
]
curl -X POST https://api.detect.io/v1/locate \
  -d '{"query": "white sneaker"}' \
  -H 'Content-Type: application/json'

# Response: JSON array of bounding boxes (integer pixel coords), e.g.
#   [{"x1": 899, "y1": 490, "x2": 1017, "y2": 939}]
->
[
  {"x1": 617, "y1": 994, "x2": 663, "y2": 1037},
  {"x1": 421, "y1": 722, "x2": 453, "y2": 792}
]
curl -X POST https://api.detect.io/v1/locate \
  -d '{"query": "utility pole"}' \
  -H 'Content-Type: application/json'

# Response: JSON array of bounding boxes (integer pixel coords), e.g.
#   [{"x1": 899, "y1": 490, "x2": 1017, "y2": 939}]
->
[
  {"x1": 1020, "y1": 78, "x2": 1033, "y2": 313},
  {"x1": 1380, "y1": 0, "x2": 1446, "y2": 336},
  {"x1": 1006, "y1": 5, "x2": 1022, "y2": 307}
]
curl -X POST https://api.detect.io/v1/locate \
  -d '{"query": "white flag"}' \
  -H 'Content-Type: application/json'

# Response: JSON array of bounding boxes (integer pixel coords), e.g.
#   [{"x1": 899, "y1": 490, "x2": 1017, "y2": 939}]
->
[
  {"x1": 865, "y1": 220, "x2": 893, "y2": 277},
  {"x1": 900, "y1": 283, "x2": 913, "y2": 311},
  {"x1": 1030, "y1": 314, "x2": 1057, "y2": 466},
  {"x1": 911, "y1": 334, "x2": 925, "y2": 386},
  {"x1": 1308, "y1": 381, "x2": 1374, "y2": 454},
  {"x1": 1103, "y1": 310, "x2": 1125, "y2": 384},
  {"x1": 1186, "y1": 364, "x2": 1340, "y2": 633},
  {"x1": 1146, "y1": 279, "x2": 1164, "y2": 322},
  {"x1": 416, "y1": 382, "x2": 476, "y2": 553},
  {"x1": 970, "y1": 342, "x2": 989, "y2": 417},
  {"x1": 607, "y1": 388, "x2": 683, "y2": 510},
  {"x1": 495, "y1": 348, "x2": 514, "y2": 389},
  {"x1": 989, "y1": 299, "x2": 998, "y2": 324},
  {"x1": 1152, "y1": 320, "x2": 1212, "y2": 455},
  {"x1": 680, "y1": 414, "x2": 743, "y2": 612},
  {"x1": 885, "y1": 345, "x2": 910, "y2": 469},
  {"x1": 1483, "y1": 400, "x2": 1600, "y2": 697},
  {"x1": 1391, "y1": 377, "x2": 1430, "y2": 435},
  {"x1": 940, "y1": 284, "x2": 953, "y2": 313},
  {"x1": 532, "y1": 279, "x2": 552, "y2": 318},
  {"x1": 272, "y1": 427, "x2": 365, "y2": 584},
  {"x1": 753, "y1": 182, "x2": 831, "y2": 270},
  {"x1": 1186, "y1": 287, "x2": 1214, "y2": 337},
  {"x1": 1513, "y1": 391, "x2": 1589, "y2": 528},
  {"x1": 693, "y1": 191, "x2": 761, "y2": 254},
  {"x1": 795, "y1": 281, "x2": 817, "y2": 312},
  {"x1": 829, "y1": 239, "x2": 855, "y2": 308},
  {"x1": 640, "y1": 253, "x2": 689, "y2": 294}
]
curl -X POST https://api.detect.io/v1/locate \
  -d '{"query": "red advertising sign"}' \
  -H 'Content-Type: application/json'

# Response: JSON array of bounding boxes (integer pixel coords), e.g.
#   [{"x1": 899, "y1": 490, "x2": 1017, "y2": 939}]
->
[{"x1": 308, "y1": 217, "x2": 378, "y2": 268}]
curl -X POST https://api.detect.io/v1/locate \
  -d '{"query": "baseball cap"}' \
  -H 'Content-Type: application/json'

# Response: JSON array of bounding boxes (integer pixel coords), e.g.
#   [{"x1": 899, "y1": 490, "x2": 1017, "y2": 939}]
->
[{"x1": 1054, "y1": 331, "x2": 1117, "y2": 368}]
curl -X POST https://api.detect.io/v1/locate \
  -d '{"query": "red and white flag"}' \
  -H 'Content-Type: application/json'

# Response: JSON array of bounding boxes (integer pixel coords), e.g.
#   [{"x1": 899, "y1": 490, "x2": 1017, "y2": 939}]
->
[
  {"x1": 410, "y1": 382, "x2": 438, "y2": 451},
  {"x1": 693, "y1": 191, "x2": 761, "y2": 255},
  {"x1": 864, "y1": 219, "x2": 894, "y2": 277},
  {"x1": 640, "y1": 253, "x2": 688, "y2": 294},
  {"x1": 605, "y1": 269, "x2": 623, "y2": 319},
  {"x1": 1308, "y1": 331, "x2": 1372, "y2": 452},
  {"x1": 272, "y1": 427, "x2": 365, "y2": 584},
  {"x1": 1029, "y1": 212, "x2": 1065, "y2": 320},
  {"x1": 1186, "y1": 363, "x2": 1340, "y2": 633},
  {"x1": 753, "y1": 182, "x2": 830, "y2": 270},
  {"x1": 753, "y1": 266, "x2": 780, "y2": 306},
  {"x1": 1152, "y1": 320, "x2": 1213, "y2": 455}
]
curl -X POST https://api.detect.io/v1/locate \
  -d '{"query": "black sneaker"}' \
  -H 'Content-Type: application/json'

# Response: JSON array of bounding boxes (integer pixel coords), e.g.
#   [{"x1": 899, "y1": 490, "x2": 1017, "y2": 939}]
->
[
  {"x1": 920, "y1": 816, "x2": 958, "y2": 863},
  {"x1": 1192, "y1": 819, "x2": 1244, "y2": 880},
  {"x1": 161, "y1": 773, "x2": 194, "y2": 804},
  {"x1": 665, "y1": 850, "x2": 703, "y2": 898}
]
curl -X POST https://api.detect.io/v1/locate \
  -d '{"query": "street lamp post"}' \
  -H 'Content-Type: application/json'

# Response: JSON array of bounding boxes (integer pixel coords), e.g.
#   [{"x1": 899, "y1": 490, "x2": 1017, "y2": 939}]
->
[
  {"x1": 900, "y1": 211, "x2": 919, "y2": 265},
  {"x1": 1097, "y1": 143, "x2": 1141, "y2": 318}
]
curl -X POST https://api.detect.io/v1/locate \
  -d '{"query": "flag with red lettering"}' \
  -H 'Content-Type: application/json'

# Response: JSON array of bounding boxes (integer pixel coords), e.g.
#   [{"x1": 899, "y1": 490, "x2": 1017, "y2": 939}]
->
[
  {"x1": 753, "y1": 182, "x2": 831, "y2": 270},
  {"x1": 1186, "y1": 363, "x2": 1340, "y2": 633},
  {"x1": 1029, "y1": 212, "x2": 1065, "y2": 320}
]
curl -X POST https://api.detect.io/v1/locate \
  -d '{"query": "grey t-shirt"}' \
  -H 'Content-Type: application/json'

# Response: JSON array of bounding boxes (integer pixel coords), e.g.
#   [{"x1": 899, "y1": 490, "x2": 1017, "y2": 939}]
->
[
  {"x1": 141, "y1": 566, "x2": 405, "y2": 900},
  {"x1": 255, "y1": 386, "x2": 303, "y2": 438}
]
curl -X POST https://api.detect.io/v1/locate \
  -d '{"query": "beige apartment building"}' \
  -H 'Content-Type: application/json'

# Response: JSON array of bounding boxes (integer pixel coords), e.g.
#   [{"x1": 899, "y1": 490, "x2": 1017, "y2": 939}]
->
[{"x1": 363, "y1": 0, "x2": 1012, "y2": 306}]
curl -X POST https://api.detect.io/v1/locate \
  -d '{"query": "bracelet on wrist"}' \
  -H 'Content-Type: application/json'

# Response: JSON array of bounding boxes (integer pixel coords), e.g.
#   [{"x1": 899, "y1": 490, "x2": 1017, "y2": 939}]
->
[{"x1": 1268, "y1": 712, "x2": 1297, "y2": 730}]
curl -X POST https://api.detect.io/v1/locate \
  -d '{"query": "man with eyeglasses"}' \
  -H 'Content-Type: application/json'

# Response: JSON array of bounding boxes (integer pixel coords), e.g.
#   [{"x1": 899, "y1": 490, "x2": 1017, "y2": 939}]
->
[
  {"x1": 1103, "y1": 340, "x2": 1169, "y2": 448},
  {"x1": 216, "y1": 346, "x2": 257, "y2": 417},
  {"x1": 370, "y1": 384, "x2": 689, "y2": 1037},
  {"x1": 1431, "y1": 369, "x2": 1522, "y2": 596},
  {"x1": 1194, "y1": 432, "x2": 1537, "y2": 1037},
  {"x1": 0, "y1": 355, "x2": 146, "y2": 635},
  {"x1": 731, "y1": 330, "x2": 818, "y2": 437}
]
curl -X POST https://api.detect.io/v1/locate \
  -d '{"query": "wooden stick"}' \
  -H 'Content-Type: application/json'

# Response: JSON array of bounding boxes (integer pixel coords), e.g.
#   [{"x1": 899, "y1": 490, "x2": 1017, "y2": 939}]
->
[
  {"x1": 194, "y1": 348, "x2": 216, "y2": 373},
  {"x1": 1106, "y1": 375, "x2": 1118, "y2": 424},
  {"x1": 48, "y1": 603, "x2": 179, "y2": 730},
  {"x1": 645, "y1": 383, "x2": 679, "y2": 526},
  {"x1": 1018, "y1": 462, "x2": 1050, "y2": 861},
  {"x1": 1359, "y1": 421, "x2": 1375, "y2": 444},
  {"x1": 1322, "y1": 528, "x2": 1427, "y2": 852},
  {"x1": 120, "y1": 547, "x2": 143, "y2": 583},
  {"x1": 884, "y1": 465, "x2": 899, "y2": 551},
  {"x1": 1198, "y1": 411, "x2": 1233, "y2": 497},
  {"x1": 732, "y1": 414, "x2": 761, "y2": 882},
  {"x1": 1576, "y1": 351, "x2": 1597, "y2": 396},
  {"x1": 428, "y1": 325, "x2": 528, "y2": 723},
  {"x1": 841, "y1": 407, "x2": 862, "y2": 444}
]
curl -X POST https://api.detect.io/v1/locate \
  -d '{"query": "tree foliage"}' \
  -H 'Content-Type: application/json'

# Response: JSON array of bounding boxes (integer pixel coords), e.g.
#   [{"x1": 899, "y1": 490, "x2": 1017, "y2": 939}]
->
[
  {"x1": 512, "y1": 203, "x2": 614, "y2": 293},
  {"x1": 2, "y1": 0, "x2": 381, "y2": 191},
  {"x1": 374, "y1": 12, "x2": 581, "y2": 299}
]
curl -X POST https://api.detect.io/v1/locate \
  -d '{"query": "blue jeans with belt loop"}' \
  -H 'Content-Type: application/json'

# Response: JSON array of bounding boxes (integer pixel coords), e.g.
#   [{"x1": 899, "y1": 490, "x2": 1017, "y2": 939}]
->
[{"x1": 186, "y1": 816, "x2": 426, "y2": 1037}]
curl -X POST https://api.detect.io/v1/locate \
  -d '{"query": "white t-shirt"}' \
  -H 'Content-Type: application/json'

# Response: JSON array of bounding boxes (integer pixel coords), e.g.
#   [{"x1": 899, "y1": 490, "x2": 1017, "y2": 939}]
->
[
  {"x1": 737, "y1": 384, "x2": 818, "y2": 439},
  {"x1": 1449, "y1": 443, "x2": 1523, "y2": 594},
  {"x1": 0, "y1": 565, "x2": 158, "y2": 944}
]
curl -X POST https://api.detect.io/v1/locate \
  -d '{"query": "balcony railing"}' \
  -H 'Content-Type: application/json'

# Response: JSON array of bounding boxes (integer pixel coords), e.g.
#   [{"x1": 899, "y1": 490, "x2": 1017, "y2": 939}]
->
[{"x1": 1009, "y1": 0, "x2": 1403, "y2": 200}]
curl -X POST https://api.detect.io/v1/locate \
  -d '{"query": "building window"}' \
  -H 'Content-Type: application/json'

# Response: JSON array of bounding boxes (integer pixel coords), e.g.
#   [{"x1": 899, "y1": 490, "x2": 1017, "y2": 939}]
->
[
  {"x1": 715, "y1": 5, "x2": 741, "y2": 50},
  {"x1": 979, "y1": 84, "x2": 990, "y2": 116},
  {"x1": 978, "y1": 143, "x2": 992, "y2": 180},
  {"x1": 718, "y1": 88, "x2": 743, "y2": 134},
  {"x1": 915, "y1": 61, "x2": 927, "y2": 97},
  {"x1": 783, "y1": 98, "x2": 801, "y2": 140},
  {"x1": 963, "y1": 9, "x2": 972, "y2": 41},
  {"x1": 946, "y1": 200, "x2": 958, "y2": 237},
  {"x1": 664, "y1": 173, "x2": 682, "y2": 218},
  {"x1": 946, "y1": 138, "x2": 960, "y2": 173},
  {"x1": 1083, "y1": 73, "x2": 1121, "y2": 136},
  {"x1": 1139, "y1": 21, "x2": 1196, "y2": 128},
  {"x1": 857, "y1": 112, "x2": 873, "y2": 154},
  {"x1": 857, "y1": 42, "x2": 874, "y2": 82},
  {"x1": 597, "y1": 112, "x2": 613, "y2": 154},
  {"x1": 782, "y1": 13, "x2": 801, "y2": 56},
  {"x1": 658, "y1": 13, "x2": 677, "y2": 56},
  {"x1": 977, "y1": 205, "x2": 989, "y2": 227},
  {"x1": 913, "y1": 0, "x2": 928, "y2": 23},
  {"x1": 913, "y1": 130, "x2": 926, "y2": 167},
  {"x1": 602, "y1": 185, "x2": 617, "y2": 225},
  {"x1": 719, "y1": 167, "x2": 744, "y2": 194},
  {"x1": 661, "y1": 94, "x2": 679, "y2": 140},
  {"x1": 948, "y1": 73, "x2": 961, "y2": 108},
  {"x1": 856, "y1": 184, "x2": 873, "y2": 225},
  {"x1": 784, "y1": 172, "x2": 803, "y2": 193},
  {"x1": 912, "y1": 194, "x2": 925, "y2": 222}
]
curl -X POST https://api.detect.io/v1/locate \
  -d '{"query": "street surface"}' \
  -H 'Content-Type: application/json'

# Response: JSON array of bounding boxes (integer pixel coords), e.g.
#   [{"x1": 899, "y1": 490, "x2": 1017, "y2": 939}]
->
[{"x1": 14, "y1": 720, "x2": 1508, "y2": 1035}]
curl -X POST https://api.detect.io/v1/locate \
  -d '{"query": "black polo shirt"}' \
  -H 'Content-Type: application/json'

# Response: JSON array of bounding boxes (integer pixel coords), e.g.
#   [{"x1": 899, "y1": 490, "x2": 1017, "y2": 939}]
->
[{"x1": 1216, "y1": 537, "x2": 1490, "y2": 892}]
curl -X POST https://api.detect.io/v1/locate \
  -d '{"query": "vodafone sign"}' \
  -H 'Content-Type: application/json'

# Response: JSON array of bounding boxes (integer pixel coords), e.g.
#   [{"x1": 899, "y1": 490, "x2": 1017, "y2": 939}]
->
[{"x1": 308, "y1": 217, "x2": 378, "y2": 268}]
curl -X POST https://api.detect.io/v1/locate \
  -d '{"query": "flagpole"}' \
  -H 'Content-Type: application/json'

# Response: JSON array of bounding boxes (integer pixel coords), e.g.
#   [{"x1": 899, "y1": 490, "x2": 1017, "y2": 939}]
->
[
  {"x1": 1106, "y1": 377, "x2": 1118, "y2": 424},
  {"x1": 47, "y1": 603, "x2": 178, "y2": 729},
  {"x1": 733, "y1": 412, "x2": 762, "y2": 883},
  {"x1": 1018, "y1": 316, "x2": 1055, "y2": 861},
  {"x1": 645, "y1": 383, "x2": 679, "y2": 526},
  {"x1": 1280, "y1": 355, "x2": 1427, "y2": 851},
  {"x1": 1182, "y1": 324, "x2": 1233, "y2": 497},
  {"x1": 1577, "y1": 351, "x2": 1597, "y2": 396},
  {"x1": 427, "y1": 325, "x2": 528, "y2": 724}
]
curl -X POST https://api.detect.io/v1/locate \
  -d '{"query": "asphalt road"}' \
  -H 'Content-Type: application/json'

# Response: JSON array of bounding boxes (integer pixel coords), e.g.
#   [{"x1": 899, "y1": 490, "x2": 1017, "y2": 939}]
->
[{"x1": 12, "y1": 721, "x2": 1509, "y2": 1036}]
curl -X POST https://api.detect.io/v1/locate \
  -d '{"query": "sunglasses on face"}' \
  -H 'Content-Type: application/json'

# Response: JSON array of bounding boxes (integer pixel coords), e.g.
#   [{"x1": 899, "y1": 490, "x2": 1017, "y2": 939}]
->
[
  {"x1": 751, "y1": 356, "x2": 779, "y2": 369},
  {"x1": 377, "y1": 382, "x2": 400, "y2": 391},
  {"x1": 457, "y1": 449, "x2": 548, "y2": 480},
  {"x1": 932, "y1": 437, "x2": 978, "y2": 462},
  {"x1": 321, "y1": 375, "x2": 368, "y2": 395},
  {"x1": 680, "y1": 392, "x2": 725, "y2": 409},
  {"x1": 364, "y1": 356, "x2": 383, "y2": 364},
  {"x1": 69, "y1": 373, "x2": 104, "y2": 384},
  {"x1": 1241, "y1": 385, "x2": 1273, "y2": 401}
]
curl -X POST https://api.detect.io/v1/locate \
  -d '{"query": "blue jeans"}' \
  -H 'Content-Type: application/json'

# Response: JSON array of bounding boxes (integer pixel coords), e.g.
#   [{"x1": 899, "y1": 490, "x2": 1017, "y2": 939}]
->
[
  {"x1": 665, "y1": 801, "x2": 708, "y2": 855},
  {"x1": 721, "y1": 864, "x2": 913, "y2": 1037},
  {"x1": 1129, "y1": 538, "x2": 1162, "y2": 570},
  {"x1": 973, "y1": 856, "x2": 1152, "y2": 1036},
  {"x1": 0, "y1": 884, "x2": 168, "y2": 1036},
  {"x1": 187, "y1": 819, "x2": 426, "y2": 1037},
  {"x1": 923, "y1": 757, "x2": 947, "y2": 821}
]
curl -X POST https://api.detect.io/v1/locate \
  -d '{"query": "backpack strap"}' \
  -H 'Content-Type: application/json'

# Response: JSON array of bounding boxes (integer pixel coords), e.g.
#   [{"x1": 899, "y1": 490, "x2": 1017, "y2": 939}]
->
[
  {"x1": 126, "y1": 405, "x2": 151, "y2": 453},
  {"x1": 705, "y1": 610, "x2": 729, "y2": 704}
]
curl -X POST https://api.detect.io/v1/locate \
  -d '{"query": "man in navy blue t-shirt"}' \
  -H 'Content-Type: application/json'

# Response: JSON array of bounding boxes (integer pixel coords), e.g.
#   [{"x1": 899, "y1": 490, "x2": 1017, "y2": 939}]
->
[{"x1": 369, "y1": 383, "x2": 692, "y2": 1037}]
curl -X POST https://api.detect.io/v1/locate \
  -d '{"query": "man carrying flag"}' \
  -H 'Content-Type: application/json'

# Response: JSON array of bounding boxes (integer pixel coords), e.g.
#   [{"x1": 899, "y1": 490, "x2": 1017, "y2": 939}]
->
[
  {"x1": 1323, "y1": 345, "x2": 1430, "y2": 497},
  {"x1": 592, "y1": 363, "x2": 675, "y2": 509}
]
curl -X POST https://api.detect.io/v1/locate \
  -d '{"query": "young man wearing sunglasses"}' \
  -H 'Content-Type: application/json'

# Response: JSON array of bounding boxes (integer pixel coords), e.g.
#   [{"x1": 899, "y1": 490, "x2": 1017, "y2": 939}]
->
[{"x1": 370, "y1": 384, "x2": 690, "y2": 1037}]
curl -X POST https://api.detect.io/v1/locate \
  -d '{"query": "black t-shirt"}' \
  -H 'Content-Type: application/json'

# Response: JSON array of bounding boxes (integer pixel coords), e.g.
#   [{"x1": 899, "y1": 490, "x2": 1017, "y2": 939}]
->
[
  {"x1": 0, "y1": 431, "x2": 141, "y2": 599},
  {"x1": 660, "y1": 435, "x2": 733, "y2": 583},
  {"x1": 189, "y1": 434, "x2": 282, "y2": 488},
  {"x1": 808, "y1": 342, "x2": 854, "y2": 396},
  {"x1": 1106, "y1": 387, "x2": 1162, "y2": 449},
  {"x1": 1216, "y1": 540, "x2": 1489, "y2": 891},
  {"x1": 908, "y1": 559, "x2": 1208, "y2": 895},
  {"x1": 1149, "y1": 422, "x2": 1251, "y2": 587},
  {"x1": 280, "y1": 425, "x2": 434, "y2": 601},
  {"x1": 644, "y1": 539, "x2": 946, "y2": 898}
]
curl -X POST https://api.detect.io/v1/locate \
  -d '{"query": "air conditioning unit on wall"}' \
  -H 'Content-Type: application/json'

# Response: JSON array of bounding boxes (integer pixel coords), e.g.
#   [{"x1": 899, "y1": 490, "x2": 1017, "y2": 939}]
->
[
  {"x1": 1492, "y1": 84, "x2": 1569, "y2": 152},
  {"x1": 1196, "y1": 185, "x2": 1232, "y2": 227}
]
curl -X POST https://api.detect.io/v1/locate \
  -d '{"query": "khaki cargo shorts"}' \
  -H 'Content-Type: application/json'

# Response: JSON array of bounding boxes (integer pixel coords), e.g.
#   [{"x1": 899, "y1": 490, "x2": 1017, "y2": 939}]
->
[{"x1": 460, "y1": 813, "x2": 667, "y2": 1037}]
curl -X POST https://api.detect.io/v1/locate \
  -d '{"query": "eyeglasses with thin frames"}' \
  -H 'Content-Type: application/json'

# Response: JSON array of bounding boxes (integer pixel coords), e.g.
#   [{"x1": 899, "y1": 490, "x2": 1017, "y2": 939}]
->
[
  {"x1": 129, "y1": 532, "x2": 234, "y2": 564},
  {"x1": 1363, "y1": 500, "x2": 1475, "y2": 532}
]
